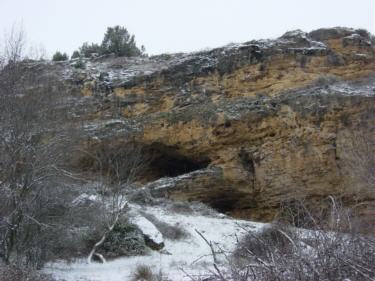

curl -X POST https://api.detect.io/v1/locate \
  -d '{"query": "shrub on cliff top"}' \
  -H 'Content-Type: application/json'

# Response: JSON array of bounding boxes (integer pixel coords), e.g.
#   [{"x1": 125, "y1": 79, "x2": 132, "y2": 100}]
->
[
  {"x1": 52, "y1": 51, "x2": 68, "y2": 61},
  {"x1": 101, "y1": 25, "x2": 144, "y2": 57},
  {"x1": 75, "y1": 25, "x2": 145, "y2": 58}
]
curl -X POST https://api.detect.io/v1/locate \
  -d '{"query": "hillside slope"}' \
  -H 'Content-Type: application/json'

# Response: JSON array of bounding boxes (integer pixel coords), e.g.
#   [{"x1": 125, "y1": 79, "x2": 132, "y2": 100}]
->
[
  {"x1": 19, "y1": 27, "x2": 375, "y2": 224},
  {"x1": 44, "y1": 203, "x2": 263, "y2": 281}
]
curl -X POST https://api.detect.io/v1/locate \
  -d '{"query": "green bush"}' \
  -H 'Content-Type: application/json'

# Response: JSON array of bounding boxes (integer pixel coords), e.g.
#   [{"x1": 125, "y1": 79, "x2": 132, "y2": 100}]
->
[
  {"x1": 72, "y1": 59, "x2": 85, "y2": 69},
  {"x1": 76, "y1": 25, "x2": 145, "y2": 58},
  {"x1": 71, "y1": 50, "x2": 80, "y2": 59},
  {"x1": 97, "y1": 220, "x2": 148, "y2": 258},
  {"x1": 52, "y1": 51, "x2": 68, "y2": 61},
  {"x1": 79, "y1": 42, "x2": 102, "y2": 58},
  {"x1": 101, "y1": 25, "x2": 143, "y2": 57}
]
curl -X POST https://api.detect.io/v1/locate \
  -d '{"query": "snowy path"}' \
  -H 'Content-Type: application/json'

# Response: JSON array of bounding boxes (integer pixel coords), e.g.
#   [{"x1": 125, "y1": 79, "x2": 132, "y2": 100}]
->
[{"x1": 44, "y1": 205, "x2": 264, "y2": 281}]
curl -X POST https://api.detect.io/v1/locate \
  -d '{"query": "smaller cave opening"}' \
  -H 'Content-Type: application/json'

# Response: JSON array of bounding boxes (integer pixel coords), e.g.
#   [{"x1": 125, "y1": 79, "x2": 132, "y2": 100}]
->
[
  {"x1": 208, "y1": 196, "x2": 238, "y2": 213},
  {"x1": 202, "y1": 189, "x2": 252, "y2": 214}
]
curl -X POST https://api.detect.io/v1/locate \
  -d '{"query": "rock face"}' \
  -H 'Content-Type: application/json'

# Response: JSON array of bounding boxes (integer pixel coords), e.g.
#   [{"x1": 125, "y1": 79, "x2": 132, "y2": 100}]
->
[{"x1": 20, "y1": 28, "x2": 375, "y2": 223}]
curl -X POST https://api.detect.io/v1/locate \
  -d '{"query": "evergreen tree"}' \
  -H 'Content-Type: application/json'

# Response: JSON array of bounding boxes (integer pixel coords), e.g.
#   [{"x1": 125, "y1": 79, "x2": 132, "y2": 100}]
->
[
  {"x1": 75, "y1": 25, "x2": 145, "y2": 58},
  {"x1": 52, "y1": 51, "x2": 68, "y2": 61},
  {"x1": 101, "y1": 26, "x2": 142, "y2": 57},
  {"x1": 71, "y1": 50, "x2": 80, "y2": 59},
  {"x1": 79, "y1": 42, "x2": 102, "y2": 58}
]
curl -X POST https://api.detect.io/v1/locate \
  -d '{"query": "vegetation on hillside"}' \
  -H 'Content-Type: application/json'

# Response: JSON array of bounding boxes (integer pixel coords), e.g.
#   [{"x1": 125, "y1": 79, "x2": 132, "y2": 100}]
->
[
  {"x1": 0, "y1": 25, "x2": 374, "y2": 281},
  {"x1": 52, "y1": 51, "x2": 68, "y2": 61},
  {"x1": 73, "y1": 25, "x2": 145, "y2": 58}
]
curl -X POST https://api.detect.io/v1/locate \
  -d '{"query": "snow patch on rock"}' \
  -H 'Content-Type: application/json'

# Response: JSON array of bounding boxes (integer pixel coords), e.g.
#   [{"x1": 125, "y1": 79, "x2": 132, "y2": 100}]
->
[{"x1": 130, "y1": 213, "x2": 164, "y2": 248}]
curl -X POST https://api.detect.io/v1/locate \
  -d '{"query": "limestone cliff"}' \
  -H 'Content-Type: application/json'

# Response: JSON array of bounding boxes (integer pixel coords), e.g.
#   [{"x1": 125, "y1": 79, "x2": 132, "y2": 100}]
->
[{"x1": 21, "y1": 27, "x2": 375, "y2": 224}]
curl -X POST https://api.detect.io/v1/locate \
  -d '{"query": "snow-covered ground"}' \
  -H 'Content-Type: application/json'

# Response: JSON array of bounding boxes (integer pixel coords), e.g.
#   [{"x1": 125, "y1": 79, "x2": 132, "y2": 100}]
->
[{"x1": 44, "y1": 204, "x2": 264, "y2": 281}]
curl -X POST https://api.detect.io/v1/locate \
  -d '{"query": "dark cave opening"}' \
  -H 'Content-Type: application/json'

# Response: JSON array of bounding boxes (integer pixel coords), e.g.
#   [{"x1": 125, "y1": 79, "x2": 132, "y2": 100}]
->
[
  {"x1": 202, "y1": 189, "x2": 252, "y2": 214},
  {"x1": 75, "y1": 141, "x2": 210, "y2": 183},
  {"x1": 208, "y1": 196, "x2": 238, "y2": 213},
  {"x1": 142, "y1": 143, "x2": 210, "y2": 180}
]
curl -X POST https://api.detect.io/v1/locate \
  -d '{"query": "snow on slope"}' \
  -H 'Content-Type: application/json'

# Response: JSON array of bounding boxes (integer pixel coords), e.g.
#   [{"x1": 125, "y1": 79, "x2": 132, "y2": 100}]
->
[
  {"x1": 44, "y1": 204, "x2": 264, "y2": 281},
  {"x1": 130, "y1": 212, "x2": 164, "y2": 247}
]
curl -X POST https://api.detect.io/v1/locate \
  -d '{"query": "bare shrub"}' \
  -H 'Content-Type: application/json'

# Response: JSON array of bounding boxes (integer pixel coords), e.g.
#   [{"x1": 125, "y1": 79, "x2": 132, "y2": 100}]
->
[
  {"x1": 199, "y1": 198, "x2": 375, "y2": 281},
  {"x1": 225, "y1": 225, "x2": 375, "y2": 281},
  {"x1": 0, "y1": 25, "x2": 81, "y2": 268},
  {"x1": 277, "y1": 195, "x2": 362, "y2": 234},
  {"x1": 77, "y1": 141, "x2": 149, "y2": 264},
  {"x1": 39, "y1": 193, "x2": 108, "y2": 263},
  {"x1": 140, "y1": 212, "x2": 189, "y2": 240},
  {"x1": 131, "y1": 265, "x2": 164, "y2": 281},
  {"x1": 0, "y1": 264, "x2": 58, "y2": 281},
  {"x1": 131, "y1": 264, "x2": 154, "y2": 281},
  {"x1": 233, "y1": 223, "x2": 296, "y2": 262},
  {"x1": 0, "y1": 178, "x2": 85, "y2": 268},
  {"x1": 77, "y1": 142, "x2": 147, "y2": 185}
]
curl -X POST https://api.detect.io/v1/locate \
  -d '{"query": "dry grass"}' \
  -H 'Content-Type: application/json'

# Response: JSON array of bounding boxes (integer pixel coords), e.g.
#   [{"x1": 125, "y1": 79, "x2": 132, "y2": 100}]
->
[
  {"x1": 131, "y1": 264, "x2": 163, "y2": 281},
  {"x1": 132, "y1": 264, "x2": 154, "y2": 281}
]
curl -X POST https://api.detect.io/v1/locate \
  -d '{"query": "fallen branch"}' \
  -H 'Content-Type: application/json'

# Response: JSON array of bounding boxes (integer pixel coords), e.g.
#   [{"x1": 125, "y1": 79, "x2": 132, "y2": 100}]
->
[
  {"x1": 195, "y1": 229, "x2": 218, "y2": 264},
  {"x1": 179, "y1": 268, "x2": 196, "y2": 281},
  {"x1": 213, "y1": 263, "x2": 226, "y2": 281},
  {"x1": 190, "y1": 254, "x2": 213, "y2": 265},
  {"x1": 87, "y1": 211, "x2": 120, "y2": 264}
]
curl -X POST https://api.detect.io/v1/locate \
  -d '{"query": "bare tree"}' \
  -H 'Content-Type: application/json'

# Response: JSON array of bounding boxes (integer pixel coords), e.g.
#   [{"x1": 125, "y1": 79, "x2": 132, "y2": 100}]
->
[
  {"x1": 82, "y1": 142, "x2": 146, "y2": 263},
  {"x1": 0, "y1": 24, "x2": 48, "y2": 69},
  {"x1": 0, "y1": 26, "x2": 72, "y2": 268},
  {"x1": 27, "y1": 43, "x2": 48, "y2": 61},
  {"x1": 2, "y1": 24, "x2": 26, "y2": 65},
  {"x1": 0, "y1": 26, "x2": 148, "y2": 266}
]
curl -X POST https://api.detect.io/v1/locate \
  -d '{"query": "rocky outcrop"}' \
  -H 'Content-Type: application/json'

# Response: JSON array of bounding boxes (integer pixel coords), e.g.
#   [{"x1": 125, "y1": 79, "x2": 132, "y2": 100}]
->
[{"x1": 19, "y1": 27, "x2": 375, "y2": 223}]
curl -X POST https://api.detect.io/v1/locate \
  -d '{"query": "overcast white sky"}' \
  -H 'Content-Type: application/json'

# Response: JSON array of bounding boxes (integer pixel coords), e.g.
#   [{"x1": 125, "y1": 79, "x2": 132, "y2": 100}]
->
[{"x1": 1, "y1": 0, "x2": 374, "y2": 57}]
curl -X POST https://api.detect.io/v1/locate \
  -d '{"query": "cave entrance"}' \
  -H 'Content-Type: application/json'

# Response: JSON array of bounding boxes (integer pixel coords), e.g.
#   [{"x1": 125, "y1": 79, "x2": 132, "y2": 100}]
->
[
  {"x1": 142, "y1": 143, "x2": 210, "y2": 181},
  {"x1": 207, "y1": 194, "x2": 238, "y2": 213},
  {"x1": 202, "y1": 188, "x2": 254, "y2": 214},
  {"x1": 74, "y1": 141, "x2": 210, "y2": 183}
]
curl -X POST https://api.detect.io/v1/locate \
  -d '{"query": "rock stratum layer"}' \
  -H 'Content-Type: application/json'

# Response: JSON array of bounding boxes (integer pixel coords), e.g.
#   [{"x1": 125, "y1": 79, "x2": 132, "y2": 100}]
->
[{"x1": 21, "y1": 28, "x2": 375, "y2": 224}]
